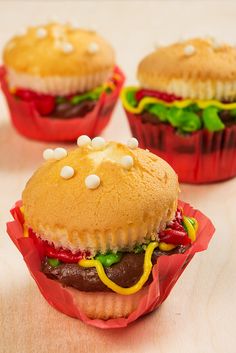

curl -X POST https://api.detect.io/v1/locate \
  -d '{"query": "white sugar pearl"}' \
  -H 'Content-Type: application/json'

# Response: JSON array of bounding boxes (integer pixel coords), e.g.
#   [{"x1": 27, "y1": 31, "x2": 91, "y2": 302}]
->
[
  {"x1": 127, "y1": 137, "x2": 139, "y2": 149},
  {"x1": 60, "y1": 166, "x2": 74, "y2": 179},
  {"x1": 36, "y1": 27, "x2": 47, "y2": 38},
  {"x1": 43, "y1": 148, "x2": 54, "y2": 160},
  {"x1": 121, "y1": 155, "x2": 134, "y2": 170},
  {"x1": 87, "y1": 42, "x2": 99, "y2": 54},
  {"x1": 184, "y1": 45, "x2": 196, "y2": 56},
  {"x1": 85, "y1": 174, "x2": 100, "y2": 189},
  {"x1": 91, "y1": 137, "x2": 105, "y2": 150},
  {"x1": 61, "y1": 42, "x2": 74, "y2": 53},
  {"x1": 54, "y1": 147, "x2": 67, "y2": 160},
  {"x1": 77, "y1": 135, "x2": 91, "y2": 147}
]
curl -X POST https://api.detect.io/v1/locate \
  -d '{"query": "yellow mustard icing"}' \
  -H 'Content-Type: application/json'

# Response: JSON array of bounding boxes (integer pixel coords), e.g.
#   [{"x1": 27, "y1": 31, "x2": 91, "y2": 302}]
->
[
  {"x1": 159, "y1": 242, "x2": 176, "y2": 251},
  {"x1": 183, "y1": 216, "x2": 197, "y2": 242},
  {"x1": 79, "y1": 241, "x2": 159, "y2": 295},
  {"x1": 121, "y1": 86, "x2": 236, "y2": 114}
]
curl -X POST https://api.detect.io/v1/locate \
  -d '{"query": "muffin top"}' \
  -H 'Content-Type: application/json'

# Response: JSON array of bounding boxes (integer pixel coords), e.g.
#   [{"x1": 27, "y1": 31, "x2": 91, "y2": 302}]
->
[
  {"x1": 138, "y1": 38, "x2": 236, "y2": 83},
  {"x1": 137, "y1": 38, "x2": 236, "y2": 100},
  {"x1": 3, "y1": 23, "x2": 115, "y2": 77},
  {"x1": 22, "y1": 138, "x2": 178, "y2": 254}
]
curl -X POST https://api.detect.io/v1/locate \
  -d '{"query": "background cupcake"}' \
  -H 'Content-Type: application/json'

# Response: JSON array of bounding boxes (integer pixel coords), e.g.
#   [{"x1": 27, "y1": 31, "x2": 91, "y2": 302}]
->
[
  {"x1": 121, "y1": 38, "x2": 236, "y2": 183},
  {"x1": 1, "y1": 22, "x2": 124, "y2": 141}
]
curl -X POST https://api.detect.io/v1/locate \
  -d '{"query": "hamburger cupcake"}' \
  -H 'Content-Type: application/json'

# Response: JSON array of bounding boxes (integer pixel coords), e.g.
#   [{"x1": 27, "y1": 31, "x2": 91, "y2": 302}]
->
[
  {"x1": 7, "y1": 136, "x2": 215, "y2": 327},
  {"x1": 121, "y1": 38, "x2": 236, "y2": 183},
  {"x1": 0, "y1": 23, "x2": 124, "y2": 141}
]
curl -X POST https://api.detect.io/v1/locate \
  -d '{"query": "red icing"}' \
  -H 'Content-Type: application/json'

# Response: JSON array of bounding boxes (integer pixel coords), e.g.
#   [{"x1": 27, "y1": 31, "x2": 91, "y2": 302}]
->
[
  {"x1": 15, "y1": 89, "x2": 55, "y2": 115},
  {"x1": 135, "y1": 89, "x2": 182, "y2": 103},
  {"x1": 28, "y1": 228, "x2": 90, "y2": 263},
  {"x1": 15, "y1": 88, "x2": 37, "y2": 101},
  {"x1": 34, "y1": 96, "x2": 55, "y2": 115},
  {"x1": 159, "y1": 208, "x2": 191, "y2": 245}
]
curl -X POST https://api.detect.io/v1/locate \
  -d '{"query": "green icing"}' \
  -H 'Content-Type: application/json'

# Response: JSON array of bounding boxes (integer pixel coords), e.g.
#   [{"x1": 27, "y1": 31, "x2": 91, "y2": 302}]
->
[
  {"x1": 48, "y1": 258, "x2": 61, "y2": 267},
  {"x1": 230, "y1": 109, "x2": 236, "y2": 117},
  {"x1": 56, "y1": 85, "x2": 107, "y2": 106},
  {"x1": 147, "y1": 104, "x2": 168, "y2": 122},
  {"x1": 167, "y1": 107, "x2": 202, "y2": 132},
  {"x1": 145, "y1": 104, "x2": 202, "y2": 133},
  {"x1": 95, "y1": 252, "x2": 123, "y2": 267},
  {"x1": 104, "y1": 86, "x2": 113, "y2": 94},
  {"x1": 126, "y1": 89, "x2": 138, "y2": 107},
  {"x1": 133, "y1": 244, "x2": 145, "y2": 254},
  {"x1": 70, "y1": 86, "x2": 104, "y2": 105},
  {"x1": 184, "y1": 103, "x2": 201, "y2": 113},
  {"x1": 125, "y1": 88, "x2": 234, "y2": 132},
  {"x1": 202, "y1": 106, "x2": 225, "y2": 131}
]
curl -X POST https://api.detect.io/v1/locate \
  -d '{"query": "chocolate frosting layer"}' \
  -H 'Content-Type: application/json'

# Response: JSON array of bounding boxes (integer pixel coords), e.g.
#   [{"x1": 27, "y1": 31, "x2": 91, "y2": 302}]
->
[
  {"x1": 42, "y1": 246, "x2": 186, "y2": 292},
  {"x1": 49, "y1": 100, "x2": 97, "y2": 119}
]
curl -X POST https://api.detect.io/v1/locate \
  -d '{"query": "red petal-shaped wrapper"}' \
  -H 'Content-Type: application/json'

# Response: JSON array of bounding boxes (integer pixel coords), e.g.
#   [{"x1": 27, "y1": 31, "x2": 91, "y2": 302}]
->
[
  {"x1": 125, "y1": 111, "x2": 236, "y2": 184},
  {"x1": 6, "y1": 200, "x2": 215, "y2": 329},
  {"x1": 0, "y1": 66, "x2": 125, "y2": 142}
]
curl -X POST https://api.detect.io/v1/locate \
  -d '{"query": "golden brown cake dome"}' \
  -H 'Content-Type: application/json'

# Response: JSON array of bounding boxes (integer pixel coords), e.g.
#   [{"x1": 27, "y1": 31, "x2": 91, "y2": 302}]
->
[
  {"x1": 137, "y1": 38, "x2": 236, "y2": 101},
  {"x1": 3, "y1": 22, "x2": 115, "y2": 95},
  {"x1": 22, "y1": 137, "x2": 179, "y2": 255}
]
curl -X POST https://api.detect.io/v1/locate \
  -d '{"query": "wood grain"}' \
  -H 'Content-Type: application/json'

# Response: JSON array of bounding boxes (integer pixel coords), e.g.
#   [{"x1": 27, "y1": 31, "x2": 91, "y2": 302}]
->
[{"x1": 1, "y1": 1, "x2": 236, "y2": 352}]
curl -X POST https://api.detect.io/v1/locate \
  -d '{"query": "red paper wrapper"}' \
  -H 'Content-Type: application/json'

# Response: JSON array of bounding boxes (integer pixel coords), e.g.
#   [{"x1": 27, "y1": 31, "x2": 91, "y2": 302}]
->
[
  {"x1": 0, "y1": 66, "x2": 125, "y2": 142},
  {"x1": 125, "y1": 111, "x2": 236, "y2": 184},
  {"x1": 6, "y1": 200, "x2": 215, "y2": 329}
]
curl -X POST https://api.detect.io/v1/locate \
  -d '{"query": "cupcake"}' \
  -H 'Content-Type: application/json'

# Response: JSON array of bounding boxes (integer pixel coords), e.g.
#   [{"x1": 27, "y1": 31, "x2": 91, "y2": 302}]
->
[
  {"x1": 7, "y1": 137, "x2": 215, "y2": 327},
  {"x1": 121, "y1": 38, "x2": 236, "y2": 183},
  {"x1": 1, "y1": 23, "x2": 124, "y2": 141}
]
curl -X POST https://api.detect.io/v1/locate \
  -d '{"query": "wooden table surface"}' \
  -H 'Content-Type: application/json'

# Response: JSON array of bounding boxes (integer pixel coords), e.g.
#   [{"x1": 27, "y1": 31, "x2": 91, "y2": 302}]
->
[{"x1": 1, "y1": 1, "x2": 236, "y2": 352}]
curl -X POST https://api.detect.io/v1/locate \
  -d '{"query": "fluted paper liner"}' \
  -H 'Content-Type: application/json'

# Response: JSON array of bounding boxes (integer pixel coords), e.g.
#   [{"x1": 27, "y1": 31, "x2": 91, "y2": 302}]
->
[
  {"x1": 7, "y1": 200, "x2": 215, "y2": 329},
  {"x1": 0, "y1": 66, "x2": 125, "y2": 142},
  {"x1": 125, "y1": 110, "x2": 236, "y2": 184}
]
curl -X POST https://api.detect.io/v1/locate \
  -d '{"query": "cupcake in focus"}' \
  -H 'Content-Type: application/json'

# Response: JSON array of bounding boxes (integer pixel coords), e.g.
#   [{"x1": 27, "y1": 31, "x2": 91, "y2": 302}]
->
[
  {"x1": 1, "y1": 22, "x2": 124, "y2": 141},
  {"x1": 121, "y1": 38, "x2": 236, "y2": 183},
  {"x1": 7, "y1": 137, "x2": 215, "y2": 327}
]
